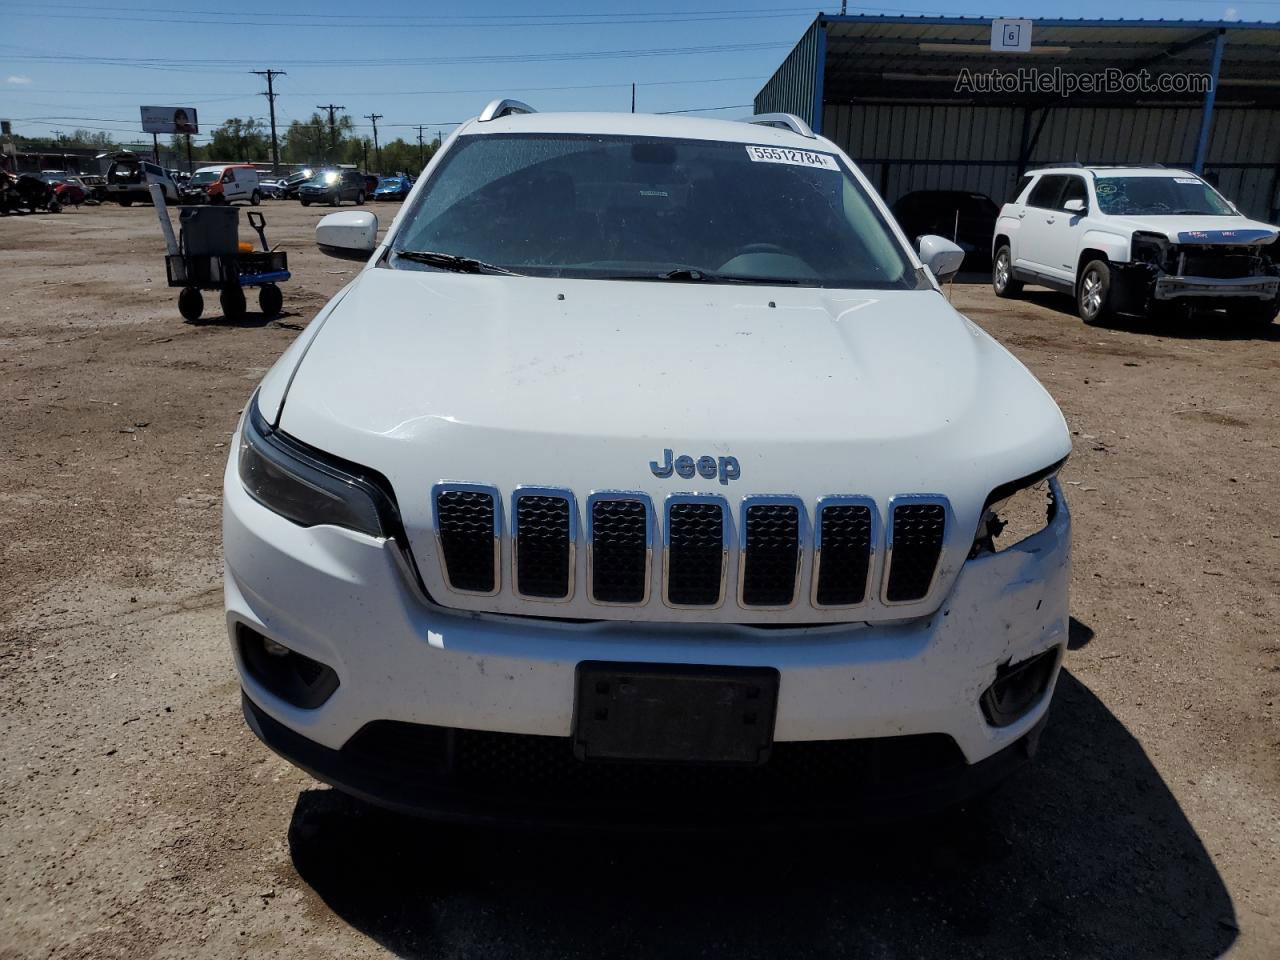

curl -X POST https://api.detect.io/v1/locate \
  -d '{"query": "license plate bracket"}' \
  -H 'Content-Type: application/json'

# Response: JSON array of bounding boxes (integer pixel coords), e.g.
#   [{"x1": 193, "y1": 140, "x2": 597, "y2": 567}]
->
[{"x1": 573, "y1": 662, "x2": 779, "y2": 764}]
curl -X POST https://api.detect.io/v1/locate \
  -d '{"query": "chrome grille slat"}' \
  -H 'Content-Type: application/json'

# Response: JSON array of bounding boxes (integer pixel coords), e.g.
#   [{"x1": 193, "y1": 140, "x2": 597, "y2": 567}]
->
[
  {"x1": 813, "y1": 497, "x2": 876, "y2": 608},
  {"x1": 587, "y1": 492, "x2": 652, "y2": 605},
  {"x1": 432, "y1": 482, "x2": 500, "y2": 596},
  {"x1": 512, "y1": 488, "x2": 576, "y2": 601},
  {"x1": 738, "y1": 496, "x2": 804, "y2": 609},
  {"x1": 663, "y1": 495, "x2": 729, "y2": 608},
  {"x1": 884, "y1": 497, "x2": 948, "y2": 605}
]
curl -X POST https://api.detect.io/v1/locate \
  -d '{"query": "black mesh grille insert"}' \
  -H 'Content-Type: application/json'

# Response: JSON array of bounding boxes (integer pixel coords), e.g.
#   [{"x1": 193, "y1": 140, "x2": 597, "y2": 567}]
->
[
  {"x1": 590, "y1": 499, "x2": 648, "y2": 604},
  {"x1": 815, "y1": 504, "x2": 873, "y2": 606},
  {"x1": 666, "y1": 502, "x2": 724, "y2": 606},
  {"x1": 515, "y1": 495, "x2": 572, "y2": 599},
  {"x1": 435, "y1": 490, "x2": 495, "y2": 593},
  {"x1": 886, "y1": 503, "x2": 946, "y2": 602},
  {"x1": 741, "y1": 503, "x2": 800, "y2": 606}
]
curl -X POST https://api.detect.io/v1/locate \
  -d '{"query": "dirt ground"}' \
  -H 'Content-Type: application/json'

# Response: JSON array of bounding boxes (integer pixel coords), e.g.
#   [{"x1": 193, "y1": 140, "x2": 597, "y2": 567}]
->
[{"x1": 1, "y1": 200, "x2": 1277, "y2": 960}]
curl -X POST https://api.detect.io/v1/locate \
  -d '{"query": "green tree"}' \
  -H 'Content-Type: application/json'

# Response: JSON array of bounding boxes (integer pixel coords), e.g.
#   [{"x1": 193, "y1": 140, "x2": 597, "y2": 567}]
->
[
  {"x1": 207, "y1": 117, "x2": 269, "y2": 162},
  {"x1": 283, "y1": 112, "x2": 353, "y2": 166}
]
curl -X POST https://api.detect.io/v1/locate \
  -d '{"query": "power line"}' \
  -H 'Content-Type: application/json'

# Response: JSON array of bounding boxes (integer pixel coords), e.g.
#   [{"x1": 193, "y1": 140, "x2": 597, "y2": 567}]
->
[
  {"x1": 251, "y1": 68, "x2": 285, "y2": 173},
  {"x1": 5, "y1": 40, "x2": 792, "y2": 71}
]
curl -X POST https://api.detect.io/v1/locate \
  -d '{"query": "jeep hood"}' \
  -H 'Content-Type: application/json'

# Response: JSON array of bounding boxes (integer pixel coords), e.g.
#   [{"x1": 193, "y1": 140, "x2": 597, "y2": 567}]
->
[{"x1": 277, "y1": 266, "x2": 1067, "y2": 534}]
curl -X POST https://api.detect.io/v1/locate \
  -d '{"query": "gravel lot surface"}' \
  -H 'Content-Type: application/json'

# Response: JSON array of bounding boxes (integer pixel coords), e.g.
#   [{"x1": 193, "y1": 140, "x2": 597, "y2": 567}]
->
[{"x1": 1, "y1": 201, "x2": 1278, "y2": 959}]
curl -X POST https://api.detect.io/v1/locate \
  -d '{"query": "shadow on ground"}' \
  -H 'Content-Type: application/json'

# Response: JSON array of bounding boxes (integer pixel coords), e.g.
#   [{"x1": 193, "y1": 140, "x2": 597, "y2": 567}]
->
[
  {"x1": 1018, "y1": 289, "x2": 1280, "y2": 342},
  {"x1": 286, "y1": 669, "x2": 1236, "y2": 959}
]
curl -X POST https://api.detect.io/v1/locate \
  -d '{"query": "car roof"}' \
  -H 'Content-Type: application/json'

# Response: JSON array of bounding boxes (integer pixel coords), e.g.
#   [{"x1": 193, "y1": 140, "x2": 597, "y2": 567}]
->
[
  {"x1": 1027, "y1": 166, "x2": 1199, "y2": 179},
  {"x1": 458, "y1": 111, "x2": 829, "y2": 150}
]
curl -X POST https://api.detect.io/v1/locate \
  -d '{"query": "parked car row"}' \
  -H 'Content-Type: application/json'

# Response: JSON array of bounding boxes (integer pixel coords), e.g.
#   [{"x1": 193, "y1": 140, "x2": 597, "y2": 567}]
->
[{"x1": 4, "y1": 152, "x2": 413, "y2": 213}]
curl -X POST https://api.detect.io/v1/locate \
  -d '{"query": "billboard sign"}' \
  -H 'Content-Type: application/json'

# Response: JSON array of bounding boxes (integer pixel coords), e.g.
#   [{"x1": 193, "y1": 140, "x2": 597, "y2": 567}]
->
[{"x1": 140, "y1": 106, "x2": 199, "y2": 135}]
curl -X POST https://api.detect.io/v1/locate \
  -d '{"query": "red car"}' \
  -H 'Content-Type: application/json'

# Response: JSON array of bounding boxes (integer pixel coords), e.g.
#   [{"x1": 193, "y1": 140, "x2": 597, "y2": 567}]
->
[{"x1": 45, "y1": 175, "x2": 89, "y2": 207}]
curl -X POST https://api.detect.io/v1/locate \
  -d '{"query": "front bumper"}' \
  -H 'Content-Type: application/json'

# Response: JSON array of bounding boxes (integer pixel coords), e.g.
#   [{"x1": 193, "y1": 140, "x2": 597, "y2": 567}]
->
[
  {"x1": 1153, "y1": 274, "x2": 1280, "y2": 301},
  {"x1": 225, "y1": 453, "x2": 1071, "y2": 820}
]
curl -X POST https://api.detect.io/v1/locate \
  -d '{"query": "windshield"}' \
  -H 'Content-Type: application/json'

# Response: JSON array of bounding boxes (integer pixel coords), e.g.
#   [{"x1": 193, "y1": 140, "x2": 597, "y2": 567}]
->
[
  {"x1": 308, "y1": 171, "x2": 340, "y2": 186},
  {"x1": 1094, "y1": 176, "x2": 1236, "y2": 217},
  {"x1": 191, "y1": 171, "x2": 219, "y2": 185},
  {"x1": 390, "y1": 133, "x2": 918, "y2": 288},
  {"x1": 378, "y1": 177, "x2": 401, "y2": 186}
]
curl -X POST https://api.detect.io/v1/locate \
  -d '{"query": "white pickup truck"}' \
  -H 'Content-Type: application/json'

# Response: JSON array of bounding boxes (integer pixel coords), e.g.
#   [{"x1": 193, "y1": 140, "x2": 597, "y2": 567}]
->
[
  {"x1": 223, "y1": 102, "x2": 1072, "y2": 827},
  {"x1": 993, "y1": 165, "x2": 1279, "y2": 326}
]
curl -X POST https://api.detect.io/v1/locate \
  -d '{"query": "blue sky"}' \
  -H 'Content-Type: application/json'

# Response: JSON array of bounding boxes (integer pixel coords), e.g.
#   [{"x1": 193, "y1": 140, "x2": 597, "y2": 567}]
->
[{"x1": 2, "y1": 0, "x2": 1273, "y2": 145}]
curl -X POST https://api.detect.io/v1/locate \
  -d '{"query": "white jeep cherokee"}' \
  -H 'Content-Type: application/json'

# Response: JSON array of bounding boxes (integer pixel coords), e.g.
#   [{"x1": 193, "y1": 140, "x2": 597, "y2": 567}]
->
[
  {"x1": 224, "y1": 102, "x2": 1072, "y2": 827},
  {"x1": 993, "y1": 165, "x2": 1279, "y2": 326}
]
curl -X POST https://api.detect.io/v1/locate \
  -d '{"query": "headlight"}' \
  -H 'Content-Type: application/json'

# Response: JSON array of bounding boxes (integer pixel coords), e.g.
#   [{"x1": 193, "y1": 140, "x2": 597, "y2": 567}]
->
[
  {"x1": 238, "y1": 398, "x2": 397, "y2": 539},
  {"x1": 970, "y1": 460, "x2": 1066, "y2": 557},
  {"x1": 1130, "y1": 231, "x2": 1169, "y2": 268}
]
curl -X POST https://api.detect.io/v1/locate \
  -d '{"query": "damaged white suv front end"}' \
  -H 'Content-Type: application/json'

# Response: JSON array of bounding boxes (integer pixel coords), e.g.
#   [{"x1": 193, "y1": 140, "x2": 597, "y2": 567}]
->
[{"x1": 224, "y1": 105, "x2": 1072, "y2": 827}]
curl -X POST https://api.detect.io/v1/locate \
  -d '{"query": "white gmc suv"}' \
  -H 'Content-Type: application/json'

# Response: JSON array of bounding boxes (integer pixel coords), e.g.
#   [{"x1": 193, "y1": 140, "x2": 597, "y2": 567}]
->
[
  {"x1": 993, "y1": 165, "x2": 1279, "y2": 326},
  {"x1": 224, "y1": 102, "x2": 1072, "y2": 827}
]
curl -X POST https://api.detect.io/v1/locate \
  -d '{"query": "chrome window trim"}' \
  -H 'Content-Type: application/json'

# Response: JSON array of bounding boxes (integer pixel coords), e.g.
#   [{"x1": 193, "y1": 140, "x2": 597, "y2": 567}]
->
[
  {"x1": 510, "y1": 485, "x2": 578, "y2": 603},
  {"x1": 811, "y1": 494, "x2": 879, "y2": 610},
  {"x1": 736, "y1": 494, "x2": 806, "y2": 610},
  {"x1": 661, "y1": 492, "x2": 731, "y2": 610},
  {"x1": 431, "y1": 481, "x2": 502, "y2": 598},
  {"x1": 585, "y1": 490, "x2": 654, "y2": 607},
  {"x1": 881, "y1": 493, "x2": 952, "y2": 607}
]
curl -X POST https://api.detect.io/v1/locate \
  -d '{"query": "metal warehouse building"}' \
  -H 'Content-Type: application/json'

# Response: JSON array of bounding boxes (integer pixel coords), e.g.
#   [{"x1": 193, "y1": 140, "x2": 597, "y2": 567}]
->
[{"x1": 756, "y1": 15, "x2": 1280, "y2": 222}]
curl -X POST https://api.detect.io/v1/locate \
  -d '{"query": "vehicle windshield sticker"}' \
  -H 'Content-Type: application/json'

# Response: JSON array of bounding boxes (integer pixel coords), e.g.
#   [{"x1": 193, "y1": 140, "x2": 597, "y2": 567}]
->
[
  {"x1": 1174, "y1": 177, "x2": 1201, "y2": 184},
  {"x1": 1095, "y1": 182, "x2": 1117, "y2": 195},
  {"x1": 745, "y1": 145, "x2": 840, "y2": 171}
]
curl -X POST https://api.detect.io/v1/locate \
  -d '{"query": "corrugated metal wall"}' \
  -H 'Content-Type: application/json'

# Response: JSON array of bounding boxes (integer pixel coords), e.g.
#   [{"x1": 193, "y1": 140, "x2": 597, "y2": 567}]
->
[
  {"x1": 822, "y1": 102, "x2": 1280, "y2": 221},
  {"x1": 754, "y1": 20, "x2": 822, "y2": 127}
]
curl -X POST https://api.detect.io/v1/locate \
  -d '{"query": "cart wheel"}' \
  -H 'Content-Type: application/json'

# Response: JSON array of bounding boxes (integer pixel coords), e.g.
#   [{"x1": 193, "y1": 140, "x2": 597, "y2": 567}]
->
[
  {"x1": 219, "y1": 285, "x2": 247, "y2": 321},
  {"x1": 258, "y1": 283, "x2": 283, "y2": 318},
  {"x1": 178, "y1": 287, "x2": 204, "y2": 321}
]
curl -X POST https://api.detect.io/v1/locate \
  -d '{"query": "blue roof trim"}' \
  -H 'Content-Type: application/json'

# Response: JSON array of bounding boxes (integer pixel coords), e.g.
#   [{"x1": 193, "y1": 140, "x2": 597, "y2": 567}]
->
[{"x1": 818, "y1": 14, "x2": 1279, "y2": 30}]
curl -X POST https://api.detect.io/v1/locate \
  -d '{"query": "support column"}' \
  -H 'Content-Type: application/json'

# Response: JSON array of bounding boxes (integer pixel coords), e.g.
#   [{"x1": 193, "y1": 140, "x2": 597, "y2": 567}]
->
[
  {"x1": 811, "y1": 21, "x2": 827, "y2": 135},
  {"x1": 1192, "y1": 29, "x2": 1226, "y2": 174}
]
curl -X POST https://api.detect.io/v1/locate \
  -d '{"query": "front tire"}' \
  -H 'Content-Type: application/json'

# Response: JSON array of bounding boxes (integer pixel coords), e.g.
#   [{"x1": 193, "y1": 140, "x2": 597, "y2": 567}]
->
[
  {"x1": 119, "y1": 199, "x2": 133, "y2": 207},
  {"x1": 219, "y1": 285, "x2": 247, "y2": 322},
  {"x1": 992, "y1": 245, "x2": 1022, "y2": 298},
  {"x1": 355, "y1": 191, "x2": 365, "y2": 206},
  {"x1": 300, "y1": 198, "x2": 311, "y2": 207},
  {"x1": 258, "y1": 283, "x2": 283, "y2": 318},
  {"x1": 178, "y1": 287, "x2": 203, "y2": 321},
  {"x1": 328, "y1": 191, "x2": 339, "y2": 207},
  {"x1": 250, "y1": 190, "x2": 261, "y2": 206},
  {"x1": 1078, "y1": 260, "x2": 1113, "y2": 325}
]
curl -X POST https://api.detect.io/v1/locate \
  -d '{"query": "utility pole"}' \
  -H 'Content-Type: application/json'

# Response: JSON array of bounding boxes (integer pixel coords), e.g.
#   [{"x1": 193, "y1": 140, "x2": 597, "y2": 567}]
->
[
  {"x1": 364, "y1": 113, "x2": 383, "y2": 172},
  {"x1": 414, "y1": 124, "x2": 427, "y2": 170},
  {"x1": 251, "y1": 68, "x2": 285, "y2": 173},
  {"x1": 631, "y1": 82, "x2": 636, "y2": 113},
  {"x1": 317, "y1": 103, "x2": 345, "y2": 164}
]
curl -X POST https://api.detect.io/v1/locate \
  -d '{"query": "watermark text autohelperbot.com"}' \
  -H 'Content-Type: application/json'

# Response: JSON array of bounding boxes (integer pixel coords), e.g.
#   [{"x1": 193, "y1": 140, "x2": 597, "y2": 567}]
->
[{"x1": 955, "y1": 67, "x2": 1212, "y2": 97}]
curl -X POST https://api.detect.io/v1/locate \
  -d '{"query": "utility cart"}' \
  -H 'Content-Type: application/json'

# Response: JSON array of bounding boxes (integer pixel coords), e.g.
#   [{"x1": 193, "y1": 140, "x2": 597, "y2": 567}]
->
[{"x1": 156, "y1": 198, "x2": 291, "y2": 321}]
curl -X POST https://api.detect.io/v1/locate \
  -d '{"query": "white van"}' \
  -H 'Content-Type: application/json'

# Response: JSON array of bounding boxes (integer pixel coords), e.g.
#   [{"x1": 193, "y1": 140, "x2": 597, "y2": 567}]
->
[
  {"x1": 103, "y1": 152, "x2": 181, "y2": 206},
  {"x1": 189, "y1": 164, "x2": 261, "y2": 206}
]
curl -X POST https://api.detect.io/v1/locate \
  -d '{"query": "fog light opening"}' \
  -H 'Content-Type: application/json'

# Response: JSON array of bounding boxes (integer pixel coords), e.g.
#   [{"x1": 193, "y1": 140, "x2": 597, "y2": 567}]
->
[
  {"x1": 980, "y1": 648, "x2": 1059, "y2": 728},
  {"x1": 236, "y1": 624, "x2": 340, "y2": 710}
]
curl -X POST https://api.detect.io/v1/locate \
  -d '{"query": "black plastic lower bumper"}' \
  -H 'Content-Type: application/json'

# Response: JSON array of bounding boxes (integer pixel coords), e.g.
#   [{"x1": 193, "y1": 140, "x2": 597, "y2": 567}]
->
[{"x1": 243, "y1": 692, "x2": 1047, "y2": 829}]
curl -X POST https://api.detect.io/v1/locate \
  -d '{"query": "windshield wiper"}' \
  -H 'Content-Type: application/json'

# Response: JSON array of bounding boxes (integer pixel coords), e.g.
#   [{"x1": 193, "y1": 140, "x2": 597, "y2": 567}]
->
[
  {"x1": 393, "y1": 250, "x2": 520, "y2": 276},
  {"x1": 658, "y1": 268, "x2": 802, "y2": 285}
]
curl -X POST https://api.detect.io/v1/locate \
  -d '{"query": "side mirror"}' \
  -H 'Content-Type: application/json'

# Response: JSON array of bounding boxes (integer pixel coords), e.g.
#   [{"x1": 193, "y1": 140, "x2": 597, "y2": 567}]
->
[
  {"x1": 917, "y1": 235, "x2": 965, "y2": 282},
  {"x1": 1063, "y1": 198, "x2": 1086, "y2": 214},
  {"x1": 316, "y1": 211, "x2": 378, "y2": 261}
]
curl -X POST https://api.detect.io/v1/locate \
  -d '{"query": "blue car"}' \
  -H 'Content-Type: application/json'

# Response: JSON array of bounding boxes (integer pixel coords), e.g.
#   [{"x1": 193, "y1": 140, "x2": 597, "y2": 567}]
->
[{"x1": 373, "y1": 175, "x2": 413, "y2": 201}]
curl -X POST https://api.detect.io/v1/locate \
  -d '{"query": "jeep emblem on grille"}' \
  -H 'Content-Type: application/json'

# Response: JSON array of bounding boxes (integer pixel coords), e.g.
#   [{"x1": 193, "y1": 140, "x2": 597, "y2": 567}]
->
[{"x1": 649, "y1": 448, "x2": 740, "y2": 485}]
